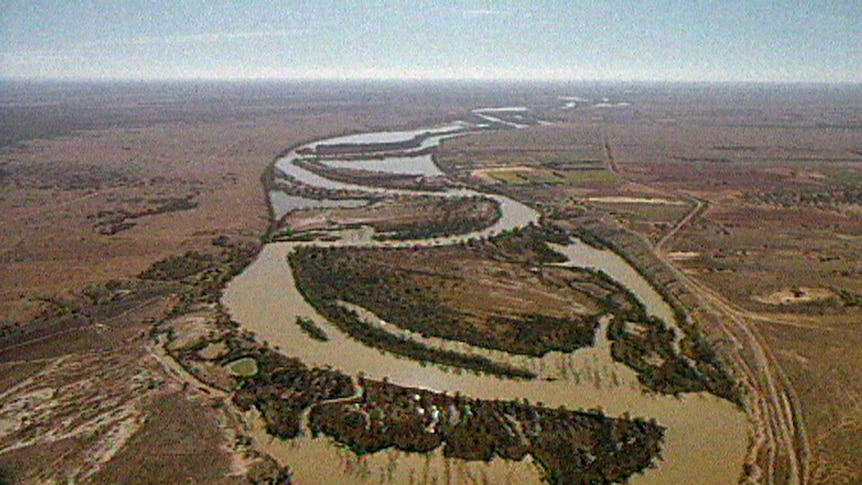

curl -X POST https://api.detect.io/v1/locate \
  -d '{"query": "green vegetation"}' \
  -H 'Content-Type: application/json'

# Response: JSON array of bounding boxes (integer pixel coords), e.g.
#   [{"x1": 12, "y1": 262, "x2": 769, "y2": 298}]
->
[
  {"x1": 294, "y1": 316, "x2": 329, "y2": 342},
  {"x1": 316, "y1": 302, "x2": 536, "y2": 379},
  {"x1": 751, "y1": 187, "x2": 862, "y2": 208},
  {"x1": 88, "y1": 196, "x2": 199, "y2": 235},
  {"x1": 233, "y1": 349, "x2": 356, "y2": 439},
  {"x1": 294, "y1": 158, "x2": 451, "y2": 192},
  {"x1": 271, "y1": 174, "x2": 376, "y2": 202},
  {"x1": 485, "y1": 166, "x2": 618, "y2": 186},
  {"x1": 137, "y1": 237, "x2": 260, "y2": 311},
  {"x1": 836, "y1": 289, "x2": 862, "y2": 308},
  {"x1": 310, "y1": 378, "x2": 665, "y2": 485},
  {"x1": 274, "y1": 231, "x2": 341, "y2": 243},
  {"x1": 287, "y1": 224, "x2": 682, "y2": 384},
  {"x1": 156, "y1": 258, "x2": 662, "y2": 485},
  {"x1": 487, "y1": 169, "x2": 534, "y2": 185},
  {"x1": 556, "y1": 169, "x2": 620, "y2": 185},
  {"x1": 0, "y1": 467, "x2": 13, "y2": 485},
  {"x1": 310, "y1": 132, "x2": 441, "y2": 155},
  {"x1": 288, "y1": 238, "x2": 599, "y2": 359},
  {"x1": 559, "y1": 222, "x2": 743, "y2": 405},
  {"x1": 455, "y1": 151, "x2": 603, "y2": 168},
  {"x1": 228, "y1": 357, "x2": 259, "y2": 377},
  {"x1": 370, "y1": 196, "x2": 501, "y2": 240},
  {"x1": 139, "y1": 251, "x2": 217, "y2": 281},
  {"x1": 475, "y1": 223, "x2": 572, "y2": 263},
  {"x1": 543, "y1": 160, "x2": 605, "y2": 170},
  {"x1": 169, "y1": 303, "x2": 663, "y2": 484},
  {"x1": 608, "y1": 317, "x2": 709, "y2": 395}
]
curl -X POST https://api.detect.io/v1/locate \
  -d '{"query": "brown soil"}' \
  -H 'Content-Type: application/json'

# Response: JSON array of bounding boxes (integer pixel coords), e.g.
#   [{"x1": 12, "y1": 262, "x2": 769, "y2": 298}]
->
[
  {"x1": 0, "y1": 83, "x2": 468, "y2": 483},
  {"x1": 436, "y1": 88, "x2": 862, "y2": 483},
  {"x1": 3, "y1": 81, "x2": 860, "y2": 484}
]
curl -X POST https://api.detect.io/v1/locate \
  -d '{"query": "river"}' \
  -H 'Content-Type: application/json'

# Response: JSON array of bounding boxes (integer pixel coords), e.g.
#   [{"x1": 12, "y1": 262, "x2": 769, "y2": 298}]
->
[{"x1": 222, "y1": 109, "x2": 748, "y2": 484}]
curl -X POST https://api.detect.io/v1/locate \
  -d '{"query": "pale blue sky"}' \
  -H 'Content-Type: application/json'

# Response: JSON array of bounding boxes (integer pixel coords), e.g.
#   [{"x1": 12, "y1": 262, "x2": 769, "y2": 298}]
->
[{"x1": 2, "y1": 0, "x2": 860, "y2": 82}]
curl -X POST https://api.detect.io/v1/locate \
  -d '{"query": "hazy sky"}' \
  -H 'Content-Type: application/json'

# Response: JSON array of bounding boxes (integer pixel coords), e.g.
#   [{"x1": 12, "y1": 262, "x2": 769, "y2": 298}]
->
[{"x1": 2, "y1": 0, "x2": 860, "y2": 82}]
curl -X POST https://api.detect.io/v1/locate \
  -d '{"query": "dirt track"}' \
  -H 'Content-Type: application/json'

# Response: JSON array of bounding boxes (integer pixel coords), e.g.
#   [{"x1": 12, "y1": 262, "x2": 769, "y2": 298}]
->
[
  {"x1": 653, "y1": 203, "x2": 809, "y2": 485},
  {"x1": 605, "y1": 136, "x2": 809, "y2": 485}
]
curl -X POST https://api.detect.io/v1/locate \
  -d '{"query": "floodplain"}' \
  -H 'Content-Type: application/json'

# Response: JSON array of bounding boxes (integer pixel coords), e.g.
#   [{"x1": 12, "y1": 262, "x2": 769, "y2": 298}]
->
[{"x1": 0, "y1": 81, "x2": 860, "y2": 484}]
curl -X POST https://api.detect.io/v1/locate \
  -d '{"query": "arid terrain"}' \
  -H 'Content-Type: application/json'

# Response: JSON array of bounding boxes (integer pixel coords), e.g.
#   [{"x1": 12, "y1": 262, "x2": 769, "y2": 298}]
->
[
  {"x1": 437, "y1": 84, "x2": 862, "y2": 484},
  {"x1": 0, "y1": 81, "x2": 492, "y2": 483},
  {"x1": 0, "y1": 81, "x2": 860, "y2": 484}
]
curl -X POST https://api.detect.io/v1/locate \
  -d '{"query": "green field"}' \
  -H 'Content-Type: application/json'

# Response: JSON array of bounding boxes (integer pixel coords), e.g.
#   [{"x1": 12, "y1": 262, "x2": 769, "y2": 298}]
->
[
  {"x1": 557, "y1": 169, "x2": 620, "y2": 185},
  {"x1": 486, "y1": 166, "x2": 618, "y2": 186},
  {"x1": 227, "y1": 357, "x2": 259, "y2": 376}
]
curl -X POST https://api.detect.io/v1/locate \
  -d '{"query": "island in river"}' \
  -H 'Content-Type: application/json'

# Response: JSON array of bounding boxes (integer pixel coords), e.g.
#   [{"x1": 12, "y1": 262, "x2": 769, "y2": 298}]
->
[
  {"x1": 212, "y1": 102, "x2": 749, "y2": 484},
  {"x1": 14, "y1": 82, "x2": 859, "y2": 484}
]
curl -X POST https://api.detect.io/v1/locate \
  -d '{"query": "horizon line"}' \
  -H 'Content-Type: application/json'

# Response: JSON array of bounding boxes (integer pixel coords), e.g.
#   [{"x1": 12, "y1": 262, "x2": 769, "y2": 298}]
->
[{"x1": 2, "y1": 76, "x2": 860, "y2": 86}]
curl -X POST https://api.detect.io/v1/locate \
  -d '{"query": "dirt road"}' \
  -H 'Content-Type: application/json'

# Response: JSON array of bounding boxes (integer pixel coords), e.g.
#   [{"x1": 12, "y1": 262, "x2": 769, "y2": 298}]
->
[
  {"x1": 604, "y1": 136, "x2": 809, "y2": 484},
  {"x1": 652, "y1": 202, "x2": 810, "y2": 485}
]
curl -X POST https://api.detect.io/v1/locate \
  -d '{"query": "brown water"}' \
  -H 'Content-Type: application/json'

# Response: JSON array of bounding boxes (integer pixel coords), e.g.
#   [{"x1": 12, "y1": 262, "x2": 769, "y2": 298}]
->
[
  {"x1": 248, "y1": 416, "x2": 545, "y2": 485},
  {"x1": 221, "y1": 114, "x2": 749, "y2": 484},
  {"x1": 224, "y1": 242, "x2": 747, "y2": 484},
  {"x1": 311, "y1": 123, "x2": 467, "y2": 149}
]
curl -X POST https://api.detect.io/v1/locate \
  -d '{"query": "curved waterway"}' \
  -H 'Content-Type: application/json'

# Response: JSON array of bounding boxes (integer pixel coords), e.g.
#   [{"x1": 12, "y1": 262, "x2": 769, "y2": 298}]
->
[{"x1": 222, "y1": 112, "x2": 748, "y2": 484}]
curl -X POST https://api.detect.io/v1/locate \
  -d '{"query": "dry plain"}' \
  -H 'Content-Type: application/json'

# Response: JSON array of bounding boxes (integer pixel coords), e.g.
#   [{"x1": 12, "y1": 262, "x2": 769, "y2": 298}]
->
[
  {"x1": 0, "y1": 81, "x2": 487, "y2": 483},
  {"x1": 0, "y1": 81, "x2": 860, "y2": 484}
]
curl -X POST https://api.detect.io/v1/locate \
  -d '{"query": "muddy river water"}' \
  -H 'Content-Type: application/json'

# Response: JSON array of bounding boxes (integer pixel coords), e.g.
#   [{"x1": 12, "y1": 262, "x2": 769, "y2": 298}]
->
[{"x1": 222, "y1": 114, "x2": 749, "y2": 484}]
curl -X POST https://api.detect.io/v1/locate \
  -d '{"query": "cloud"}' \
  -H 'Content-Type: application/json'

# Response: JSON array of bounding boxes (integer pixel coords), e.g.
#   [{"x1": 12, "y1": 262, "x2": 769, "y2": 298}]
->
[
  {"x1": 1, "y1": 52, "x2": 71, "y2": 66},
  {"x1": 456, "y1": 8, "x2": 514, "y2": 17},
  {"x1": 82, "y1": 29, "x2": 308, "y2": 49}
]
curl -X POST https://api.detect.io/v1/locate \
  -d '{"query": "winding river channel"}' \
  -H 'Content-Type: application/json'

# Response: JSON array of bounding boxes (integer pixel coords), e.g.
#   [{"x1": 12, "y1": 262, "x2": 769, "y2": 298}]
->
[{"x1": 222, "y1": 110, "x2": 749, "y2": 484}]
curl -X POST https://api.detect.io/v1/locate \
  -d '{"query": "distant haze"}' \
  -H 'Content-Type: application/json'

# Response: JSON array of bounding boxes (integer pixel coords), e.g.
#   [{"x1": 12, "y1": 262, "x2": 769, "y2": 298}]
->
[{"x1": 1, "y1": 0, "x2": 860, "y2": 83}]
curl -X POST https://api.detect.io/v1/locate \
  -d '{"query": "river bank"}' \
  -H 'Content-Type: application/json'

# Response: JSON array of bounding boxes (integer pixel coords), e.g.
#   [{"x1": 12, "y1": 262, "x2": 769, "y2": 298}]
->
[{"x1": 221, "y1": 108, "x2": 749, "y2": 483}]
